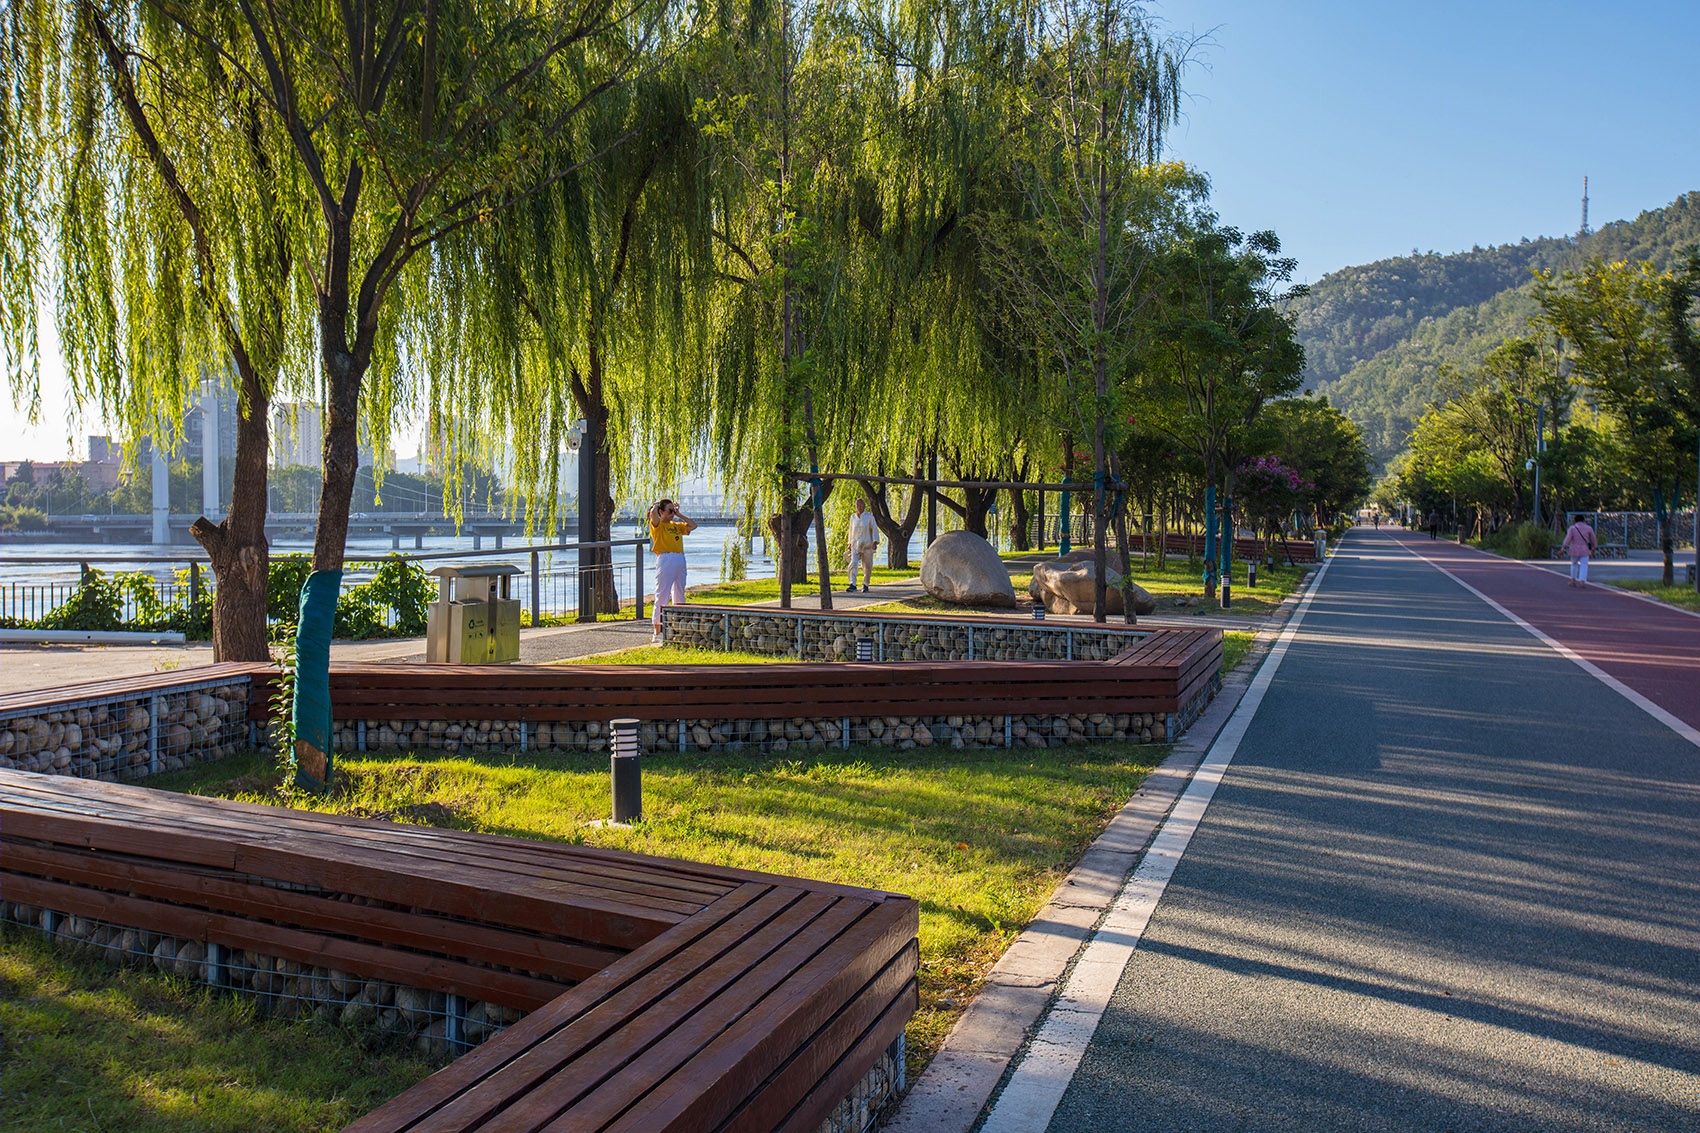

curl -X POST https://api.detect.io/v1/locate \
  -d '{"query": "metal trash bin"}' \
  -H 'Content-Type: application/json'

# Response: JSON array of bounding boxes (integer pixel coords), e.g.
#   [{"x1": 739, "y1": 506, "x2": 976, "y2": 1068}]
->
[{"x1": 427, "y1": 564, "x2": 524, "y2": 662}]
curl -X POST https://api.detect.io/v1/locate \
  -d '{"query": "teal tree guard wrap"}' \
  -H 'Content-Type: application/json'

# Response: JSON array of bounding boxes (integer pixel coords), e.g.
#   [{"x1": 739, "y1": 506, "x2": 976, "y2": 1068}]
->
[
  {"x1": 1203, "y1": 483, "x2": 1216, "y2": 589},
  {"x1": 292, "y1": 569, "x2": 342, "y2": 792}
]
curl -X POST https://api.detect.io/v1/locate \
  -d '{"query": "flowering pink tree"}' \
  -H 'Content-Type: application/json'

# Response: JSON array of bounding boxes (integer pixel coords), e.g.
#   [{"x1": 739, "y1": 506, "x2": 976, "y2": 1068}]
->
[{"x1": 1236, "y1": 456, "x2": 1312, "y2": 564}]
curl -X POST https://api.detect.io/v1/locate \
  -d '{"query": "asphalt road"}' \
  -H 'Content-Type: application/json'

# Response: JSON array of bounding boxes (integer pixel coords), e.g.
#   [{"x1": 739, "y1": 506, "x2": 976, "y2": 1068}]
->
[
  {"x1": 1043, "y1": 527, "x2": 1700, "y2": 1132},
  {"x1": 1392, "y1": 530, "x2": 1700, "y2": 735}
]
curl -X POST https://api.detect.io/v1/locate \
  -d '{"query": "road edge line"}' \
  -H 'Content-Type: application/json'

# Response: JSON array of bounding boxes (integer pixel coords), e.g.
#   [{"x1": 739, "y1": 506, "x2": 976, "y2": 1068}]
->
[
  {"x1": 1395, "y1": 539, "x2": 1700, "y2": 751},
  {"x1": 973, "y1": 541, "x2": 1340, "y2": 1133}
]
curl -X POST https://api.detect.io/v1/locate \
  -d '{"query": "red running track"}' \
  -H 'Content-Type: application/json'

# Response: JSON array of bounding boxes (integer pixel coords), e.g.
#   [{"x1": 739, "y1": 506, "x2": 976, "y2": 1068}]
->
[{"x1": 1383, "y1": 528, "x2": 1700, "y2": 738}]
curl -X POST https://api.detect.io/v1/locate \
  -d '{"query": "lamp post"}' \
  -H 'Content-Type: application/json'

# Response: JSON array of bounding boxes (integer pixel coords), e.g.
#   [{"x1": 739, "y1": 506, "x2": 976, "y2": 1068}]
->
[{"x1": 1514, "y1": 397, "x2": 1545, "y2": 527}]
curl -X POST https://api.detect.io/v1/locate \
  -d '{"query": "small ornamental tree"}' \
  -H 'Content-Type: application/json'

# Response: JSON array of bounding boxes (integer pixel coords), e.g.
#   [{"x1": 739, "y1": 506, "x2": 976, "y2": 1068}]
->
[{"x1": 1235, "y1": 455, "x2": 1309, "y2": 563}]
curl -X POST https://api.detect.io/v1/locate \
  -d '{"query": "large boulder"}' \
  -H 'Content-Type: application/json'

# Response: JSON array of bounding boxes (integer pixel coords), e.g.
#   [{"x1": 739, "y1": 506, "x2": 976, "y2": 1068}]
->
[
  {"x1": 1030, "y1": 550, "x2": 1157, "y2": 616},
  {"x1": 921, "y1": 531, "x2": 1017, "y2": 607}
]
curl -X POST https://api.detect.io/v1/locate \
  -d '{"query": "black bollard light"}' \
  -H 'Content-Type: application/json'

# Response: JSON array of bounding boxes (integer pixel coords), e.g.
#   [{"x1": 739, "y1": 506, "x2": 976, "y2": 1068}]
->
[
  {"x1": 610, "y1": 718, "x2": 642, "y2": 824},
  {"x1": 856, "y1": 637, "x2": 875, "y2": 662},
  {"x1": 1247, "y1": 560, "x2": 1257, "y2": 589},
  {"x1": 1032, "y1": 602, "x2": 1046, "y2": 621}
]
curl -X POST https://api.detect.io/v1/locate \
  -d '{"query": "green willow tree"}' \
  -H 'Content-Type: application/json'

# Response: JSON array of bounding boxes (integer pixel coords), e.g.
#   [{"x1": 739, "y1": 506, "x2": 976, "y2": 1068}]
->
[
  {"x1": 974, "y1": 0, "x2": 1193, "y2": 620},
  {"x1": 423, "y1": 59, "x2": 711, "y2": 611},
  {"x1": 1537, "y1": 259, "x2": 1686, "y2": 584},
  {"x1": 4, "y1": 1, "x2": 308, "y2": 660},
  {"x1": 1664, "y1": 248, "x2": 1700, "y2": 593}
]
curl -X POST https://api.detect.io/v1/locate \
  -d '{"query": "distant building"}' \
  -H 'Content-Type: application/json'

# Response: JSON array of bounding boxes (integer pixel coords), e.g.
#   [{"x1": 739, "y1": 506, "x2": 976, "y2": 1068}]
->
[{"x1": 271, "y1": 402, "x2": 324, "y2": 468}]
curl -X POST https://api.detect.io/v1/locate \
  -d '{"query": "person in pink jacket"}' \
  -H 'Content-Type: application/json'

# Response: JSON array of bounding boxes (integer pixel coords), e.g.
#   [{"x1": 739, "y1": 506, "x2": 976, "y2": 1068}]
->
[{"x1": 1560, "y1": 514, "x2": 1597, "y2": 588}]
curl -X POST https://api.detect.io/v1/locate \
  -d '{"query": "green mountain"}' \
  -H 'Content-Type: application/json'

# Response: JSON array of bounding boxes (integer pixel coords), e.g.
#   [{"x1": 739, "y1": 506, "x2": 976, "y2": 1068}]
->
[{"x1": 1290, "y1": 191, "x2": 1700, "y2": 466}]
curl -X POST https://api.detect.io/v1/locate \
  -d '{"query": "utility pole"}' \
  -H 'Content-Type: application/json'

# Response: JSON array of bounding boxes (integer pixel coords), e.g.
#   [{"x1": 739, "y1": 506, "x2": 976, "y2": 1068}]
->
[{"x1": 1516, "y1": 397, "x2": 1545, "y2": 527}]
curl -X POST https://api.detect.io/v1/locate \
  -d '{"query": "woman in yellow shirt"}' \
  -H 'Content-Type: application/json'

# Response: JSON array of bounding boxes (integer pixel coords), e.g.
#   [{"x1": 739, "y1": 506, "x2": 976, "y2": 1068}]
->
[{"x1": 649, "y1": 499, "x2": 697, "y2": 642}]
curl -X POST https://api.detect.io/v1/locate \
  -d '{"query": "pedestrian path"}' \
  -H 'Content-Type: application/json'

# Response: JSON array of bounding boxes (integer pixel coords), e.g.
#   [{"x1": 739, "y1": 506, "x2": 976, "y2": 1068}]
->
[
  {"x1": 970, "y1": 527, "x2": 1699, "y2": 1132},
  {"x1": 1388, "y1": 528, "x2": 1700, "y2": 738}
]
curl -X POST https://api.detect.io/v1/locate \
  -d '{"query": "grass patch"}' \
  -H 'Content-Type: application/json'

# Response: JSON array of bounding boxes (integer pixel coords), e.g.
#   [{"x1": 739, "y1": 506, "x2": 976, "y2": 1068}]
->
[
  {"x1": 0, "y1": 926, "x2": 435, "y2": 1133},
  {"x1": 564, "y1": 643, "x2": 784, "y2": 665},
  {"x1": 1221, "y1": 630, "x2": 1255, "y2": 675},
  {"x1": 1610, "y1": 579, "x2": 1700, "y2": 612},
  {"x1": 146, "y1": 741, "x2": 1167, "y2": 1083},
  {"x1": 685, "y1": 567, "x2": 919, "y2": 607},
  {"x1": 864, "y1": 558, "x2": 1309, "y2": 619}
]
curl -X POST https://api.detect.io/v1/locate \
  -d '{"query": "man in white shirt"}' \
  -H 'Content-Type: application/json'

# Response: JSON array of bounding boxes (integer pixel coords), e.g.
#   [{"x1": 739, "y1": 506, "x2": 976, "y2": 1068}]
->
[{"x1": 846, "y1": 497, "x2": 879, "y2": 593}]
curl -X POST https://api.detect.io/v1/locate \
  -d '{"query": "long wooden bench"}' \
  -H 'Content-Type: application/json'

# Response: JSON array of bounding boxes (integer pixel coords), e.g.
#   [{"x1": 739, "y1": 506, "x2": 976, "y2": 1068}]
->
[
  {"x1": 1131, "y1": 533, "x2": 1317, "y2": 562},
  {"x1": 257, "y1": 652, "x2": 1217, "y2": 724},
  {"x1": 1, "y1": 769, "x2": 918, "y2": 1132}
]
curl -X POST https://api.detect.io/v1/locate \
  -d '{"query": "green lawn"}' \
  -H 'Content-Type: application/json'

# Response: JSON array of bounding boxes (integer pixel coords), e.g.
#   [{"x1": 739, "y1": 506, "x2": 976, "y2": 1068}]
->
[
  {"x1": 567, "y1": 643, "x2": 782, "y2": 665},
  {"x1": 1610, "y1": 578, "x2": 1700, "y2": 612},
  {"x1": 1222, "y1": 630, "x2": 1255, "y2": 674},
  {"x1": 0, "y1": 928, "x2": 436, "y2": 1133},
  {"x1": 864, "y1": 557, "x2": 1309, "y2": 619},
  {"x1": 683, "y1": 566, "x2": 920, "y2": 606},
  {"x1": 582, "y1": 636, "x2": 1259, "y2": 680},
  {"x1": 140, "y1": 740, "x2": 1166, "y2": 1082}
]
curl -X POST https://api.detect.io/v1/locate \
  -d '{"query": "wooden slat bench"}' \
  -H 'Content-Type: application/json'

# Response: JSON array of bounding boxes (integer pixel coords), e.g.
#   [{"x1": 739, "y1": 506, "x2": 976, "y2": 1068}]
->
[
  {"x1": 1131, "y1": 533, "x2": 1317, "y2": 562},
  {"x1": 1, "y1": 769, "x2": 918, "y2": 1132},
  {"x1": 245, "y1": 623, "x2": 1223, "y2": 748}
]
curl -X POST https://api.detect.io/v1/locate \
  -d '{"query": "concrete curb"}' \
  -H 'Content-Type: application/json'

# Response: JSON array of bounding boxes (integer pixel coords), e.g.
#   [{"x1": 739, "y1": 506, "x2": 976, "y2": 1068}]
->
[
  {"x1": 880, "y1": 575, "x2": 1313, "y2": 1133},
  {"x1": 0, "y1": 629, "x2": 187, "y2": 645}
]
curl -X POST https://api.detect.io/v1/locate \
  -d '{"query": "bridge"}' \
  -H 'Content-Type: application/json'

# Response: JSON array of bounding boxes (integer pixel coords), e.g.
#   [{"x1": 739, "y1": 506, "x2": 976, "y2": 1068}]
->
[{"x1": 29, "y1": 503, "x2": 742, "y2": 548}]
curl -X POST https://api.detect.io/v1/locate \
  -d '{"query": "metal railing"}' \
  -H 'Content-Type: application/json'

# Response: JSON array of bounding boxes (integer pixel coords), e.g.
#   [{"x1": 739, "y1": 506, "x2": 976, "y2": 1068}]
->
[{"x1": 1, "y1": 539, "x2": 652, "y2": 629}]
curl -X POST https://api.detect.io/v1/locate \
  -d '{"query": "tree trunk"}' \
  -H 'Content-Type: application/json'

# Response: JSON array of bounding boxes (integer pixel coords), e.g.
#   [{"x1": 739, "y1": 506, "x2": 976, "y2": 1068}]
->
[
  {"x1": 962, "y1": 484, "x2": 996, "y2": 539},
  {"x1": 1109, "y1": 455, "x2": 1134, "y2": 624},
  {"x1": 312, "y1": 355, "x2": 361, "y2": 574},
  {"x1": 189, "y1": 367, "x2": 271, "y2": 661},
  {"x1": 1656, "y1": 489, "x2": 1674, "y2": 587},
  {"x1": 769, "y1": 503, "x2": 812, "y2": 584},
  {"x1": 856, "y1": 472, "x2": 924, "y2": 569},
  {"x1": 1008, "y1": 486, "x2": 1031, "y2": 552}
]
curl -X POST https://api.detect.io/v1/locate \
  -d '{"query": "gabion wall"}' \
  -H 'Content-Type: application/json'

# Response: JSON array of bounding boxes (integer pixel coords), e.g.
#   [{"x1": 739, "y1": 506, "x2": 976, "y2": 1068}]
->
[
  {"x1": 2, "y1": 900, "x2": 525, "y2": 1061},
  {"x1": 0, "y1": 678, "x2": 251, "y2": 780},
  {"x1": 330, "y1": 706, "x2": 1205, "y2": 758},
  {"x1": 663, "y1": 607, "x2": 1143, "y2": 662}
]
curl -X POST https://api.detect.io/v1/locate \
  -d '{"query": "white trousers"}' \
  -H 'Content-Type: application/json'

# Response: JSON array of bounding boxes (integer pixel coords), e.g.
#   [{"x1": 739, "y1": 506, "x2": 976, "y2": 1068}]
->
[
  {"x1": 1569, "y1": 556, "x2": 1589, "y2": 583},
  {"x1": 849, "y1": 545, "x2": 876, "y2": 588},
  {"x1": 653, "y1": 552, "x2": 686, "y2": 628}
]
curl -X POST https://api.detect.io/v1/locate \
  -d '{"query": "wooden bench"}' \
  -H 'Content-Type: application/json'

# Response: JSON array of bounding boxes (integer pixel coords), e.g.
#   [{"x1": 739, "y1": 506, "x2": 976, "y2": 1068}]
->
[
  {"x1": 1, "y1": 769, "x2": 918, "y2": 1132},
  {"x1": 260, "y1": 656, "x2": 1209, "y2": 722},
  {"x1": 1127, "y1": 533, "x2": 1317, "y2": 563}
]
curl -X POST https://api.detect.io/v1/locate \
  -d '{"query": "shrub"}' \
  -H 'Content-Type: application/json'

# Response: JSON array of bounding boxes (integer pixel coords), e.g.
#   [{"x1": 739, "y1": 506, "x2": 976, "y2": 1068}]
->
[
  {"x1": 1, "y1": 504, "x2": 48, "y2": 531},
  {"x1": 1484, "y1": 521, "x2": 1554, "y2": 560}
]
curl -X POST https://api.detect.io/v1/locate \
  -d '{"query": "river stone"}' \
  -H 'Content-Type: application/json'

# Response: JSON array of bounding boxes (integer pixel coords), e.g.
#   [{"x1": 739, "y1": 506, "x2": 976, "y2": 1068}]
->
[
  {"x1": 920, "y1": 531, "x2": 1016, "y2": 607},
  {"x1": 1029, "y1": 550, "x2": 1156, "y2": 615}
]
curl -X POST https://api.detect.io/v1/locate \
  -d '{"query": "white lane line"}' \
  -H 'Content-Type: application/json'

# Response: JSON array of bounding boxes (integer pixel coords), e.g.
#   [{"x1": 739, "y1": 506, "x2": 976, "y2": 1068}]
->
[
  {"x1": 1392, "y1": 537, "x2": 1700, "y2": 751},
  {"x1": 978, "y1": 541, "x2": 1341, "y2": 1133}
]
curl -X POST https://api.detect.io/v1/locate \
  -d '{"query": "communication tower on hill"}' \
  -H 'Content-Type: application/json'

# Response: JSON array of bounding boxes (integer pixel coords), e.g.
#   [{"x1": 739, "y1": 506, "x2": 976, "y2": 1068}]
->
[{"x1": 1579, "y1": 176, "x2": 1591, "y2": 241}]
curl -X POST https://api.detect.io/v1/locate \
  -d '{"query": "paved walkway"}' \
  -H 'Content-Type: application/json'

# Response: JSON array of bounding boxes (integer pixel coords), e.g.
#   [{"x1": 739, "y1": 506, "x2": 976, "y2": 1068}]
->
[
  {"x1": 1388, "y1": 528, "x2": 1700, "y2": 736},
  {"x1": 966, "y1": 527, "x2": 1699, "y2": 1132}
]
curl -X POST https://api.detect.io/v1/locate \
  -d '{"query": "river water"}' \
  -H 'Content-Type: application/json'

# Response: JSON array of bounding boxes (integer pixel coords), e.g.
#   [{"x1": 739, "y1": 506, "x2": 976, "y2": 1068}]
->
[{"x1": 0, "y1": 523, "x2": 931, "y2": 621}]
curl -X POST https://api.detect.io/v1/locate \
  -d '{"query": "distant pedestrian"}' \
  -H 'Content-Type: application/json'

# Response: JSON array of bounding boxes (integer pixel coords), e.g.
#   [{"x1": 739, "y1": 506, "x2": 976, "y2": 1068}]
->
[
  {"x1": 1427, "y1": 510, "x2": 1440, "y2": 539},
  {"x1": 1560, "y1": 513, "x2": 1597, "y2": 589},
  {"x1": 846, "y1": 497, "x2": 879, "y2": 593},
  {"x1": 648, "y1": 499, "x2": 697, "y2": 642},
  {"x1": 1373, "y1": 512, "x2": 1381, "y2": 529}
]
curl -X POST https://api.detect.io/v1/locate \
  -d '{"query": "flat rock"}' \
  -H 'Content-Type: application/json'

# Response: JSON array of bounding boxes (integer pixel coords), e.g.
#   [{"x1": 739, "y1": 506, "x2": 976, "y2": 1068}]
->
[{"x1": 1030, "y1": 550, "x2": 1156, "y2": 615}]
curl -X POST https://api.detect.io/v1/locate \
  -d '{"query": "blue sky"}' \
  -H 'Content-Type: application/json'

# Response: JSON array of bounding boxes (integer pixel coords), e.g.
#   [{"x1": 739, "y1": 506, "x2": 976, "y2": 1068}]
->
[
  {"x1": 9, "y1": 1, "x2": 1700, "y2": 461},
  {"x1": 1159, "y1": 0, "x2": 1700, "y2": 281}
]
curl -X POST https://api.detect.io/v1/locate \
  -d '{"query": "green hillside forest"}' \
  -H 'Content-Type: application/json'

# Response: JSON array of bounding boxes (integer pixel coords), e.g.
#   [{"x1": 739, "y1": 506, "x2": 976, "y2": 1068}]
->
[{"x1": 1290, "y1": 191, "x2": 1700, "y2": 466}]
